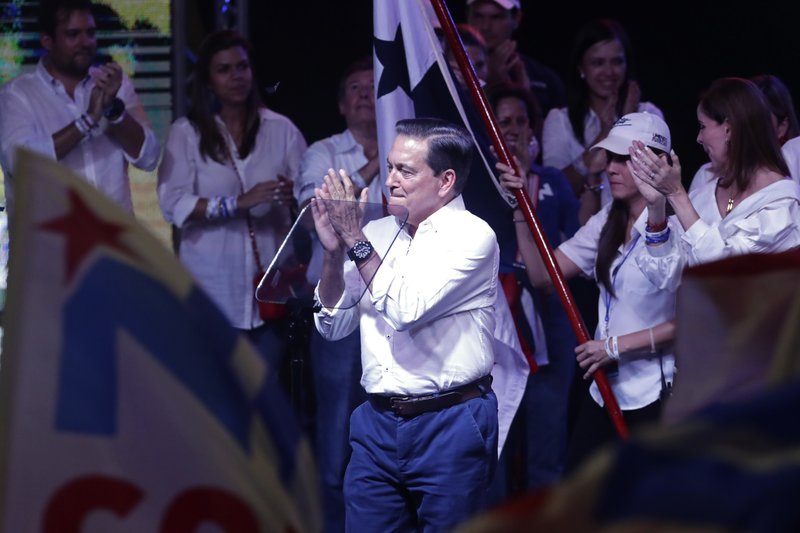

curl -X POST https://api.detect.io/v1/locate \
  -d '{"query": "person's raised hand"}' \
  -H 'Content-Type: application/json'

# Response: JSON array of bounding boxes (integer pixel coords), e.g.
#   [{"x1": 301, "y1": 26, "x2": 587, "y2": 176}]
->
[{"x1": 628, "y1": 141, "x2": 684, "y2": 198}]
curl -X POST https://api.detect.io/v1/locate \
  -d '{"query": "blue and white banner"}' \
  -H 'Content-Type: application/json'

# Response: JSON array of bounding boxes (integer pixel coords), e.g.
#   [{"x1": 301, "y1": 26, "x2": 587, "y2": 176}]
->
[{"x1": 0, "y1": 151, "x2": 320, "y2": 532}]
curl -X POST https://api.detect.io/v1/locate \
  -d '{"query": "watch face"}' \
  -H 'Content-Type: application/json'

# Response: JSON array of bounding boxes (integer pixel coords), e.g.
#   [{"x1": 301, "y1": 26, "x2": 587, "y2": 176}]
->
[
  {"x1": 104, "y1": 98, "x2": 125, "y2": 119},
  {"x1": 352, "y1": 241, "x2": 371, "y2": 259},
  {"x1": 348, "y1": 240, "x2": 373, "y2": 262}
]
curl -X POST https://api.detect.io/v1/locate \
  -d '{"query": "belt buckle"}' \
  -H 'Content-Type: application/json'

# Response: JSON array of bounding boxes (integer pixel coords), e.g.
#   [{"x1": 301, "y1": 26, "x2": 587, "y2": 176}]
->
[{"x1": 389, "y1": 396, "x2": 410, "y2": 414}]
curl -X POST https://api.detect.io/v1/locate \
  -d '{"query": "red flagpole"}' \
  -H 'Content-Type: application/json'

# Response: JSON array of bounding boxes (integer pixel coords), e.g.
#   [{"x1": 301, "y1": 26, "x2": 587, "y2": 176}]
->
[{"x1": 428, "y1": 0, "x2": 628, "y2": 439}]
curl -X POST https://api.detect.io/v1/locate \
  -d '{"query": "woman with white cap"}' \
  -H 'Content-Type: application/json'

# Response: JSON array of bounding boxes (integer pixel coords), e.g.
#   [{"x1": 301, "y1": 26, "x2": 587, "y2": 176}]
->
[{"x1": 498, "y1": 111, "x2": 680, "y2": 471}]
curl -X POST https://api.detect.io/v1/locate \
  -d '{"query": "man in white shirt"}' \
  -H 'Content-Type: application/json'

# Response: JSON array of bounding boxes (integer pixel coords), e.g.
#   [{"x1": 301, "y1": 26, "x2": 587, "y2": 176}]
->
[
  {"x1": 0, "y1": 0, "x2": 160, "y2": 217},
  {"x1": 313, "y1": 118, "x2": 499, "y2": 531},
  {"x1": 295, "y1": 57, "x2": 381, "y2": 207}
]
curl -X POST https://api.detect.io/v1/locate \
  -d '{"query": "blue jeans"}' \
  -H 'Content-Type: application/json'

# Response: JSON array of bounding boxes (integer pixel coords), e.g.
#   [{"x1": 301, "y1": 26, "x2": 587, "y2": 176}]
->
[
  {"x1": 242, "y1": 320, "x2": 289, "y2": 374},
  {"x1": 522, "y1": 291, "x2": 577, "y2": 489},
  {"x1": 311, "y1": 328, "x2": 365, "y2": 533},
  {"x1": 345, "y1": 392, "x2": 498, "y2": 533}
]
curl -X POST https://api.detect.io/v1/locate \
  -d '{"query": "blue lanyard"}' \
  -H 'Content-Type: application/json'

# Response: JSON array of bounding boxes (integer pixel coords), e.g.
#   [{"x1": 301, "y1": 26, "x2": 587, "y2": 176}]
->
[{"x1": 602, "y1": 234, "x2": 640, "y2": 337}]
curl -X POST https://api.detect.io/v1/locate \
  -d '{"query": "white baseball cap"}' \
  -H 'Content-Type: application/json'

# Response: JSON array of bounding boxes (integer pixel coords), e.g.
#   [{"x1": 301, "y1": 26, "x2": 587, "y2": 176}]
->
[
  {"x1": 591, "y1": 112, "x2": 671, "y2": 155},
  {"x1": 467, "y1": 0, "x2": 521, "y2": 10}
]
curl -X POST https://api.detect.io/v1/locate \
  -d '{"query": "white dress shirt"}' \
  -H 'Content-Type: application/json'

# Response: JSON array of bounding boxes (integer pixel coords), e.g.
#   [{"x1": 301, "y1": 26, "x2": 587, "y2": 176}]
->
[
  {"x1": 642, "y1": 178, "x2": 800, "y2": 278},
  {"x1": 157, "y1": 109, "x2": 307, "y2": 329},
  {"x1": 315, "y1": 195, "x2": 499, "y2": 396},
  {"x1": 295, "y1": 129, "x2": 385, "y2": 206},
  {"x1": 0, "y1": 60, "x2": 161, "y2": 215},
  {"x1": 688, "y1": 161, "x2": 716, "y2": 194},
  {"x1": 542, "y1": 102, "x2": 663, "y2": 206},
  {"x1": 559, "y1": 204, "x2": 678, "y2": 410}
]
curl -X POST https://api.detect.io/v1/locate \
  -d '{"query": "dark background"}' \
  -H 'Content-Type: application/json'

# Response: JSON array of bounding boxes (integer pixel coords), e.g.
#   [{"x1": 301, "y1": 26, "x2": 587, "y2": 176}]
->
[{"x1": 194, "y1": 0, "x2": 800, "y2": 181}]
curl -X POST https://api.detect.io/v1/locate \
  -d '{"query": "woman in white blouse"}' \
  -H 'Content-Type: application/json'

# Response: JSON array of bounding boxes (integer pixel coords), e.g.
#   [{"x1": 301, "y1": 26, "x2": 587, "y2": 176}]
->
[
  {"x1": 157, "y1": 30, "x2": 307, "y2": 366},
  {"x1": 631, "y1": 77, "x2": 800, "y2": 269},
  {"x1": 498, "y1": 112, "x2": 680, "y2": 473},
  {"x1": 542, "y1": 18, "x2": 663, "y2": 206}
]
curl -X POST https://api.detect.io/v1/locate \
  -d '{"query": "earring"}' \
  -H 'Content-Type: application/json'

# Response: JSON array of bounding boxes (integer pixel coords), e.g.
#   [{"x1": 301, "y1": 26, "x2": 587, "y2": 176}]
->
[{"x1": 580, "y1": 71, "x2": 585, "y2": 79}]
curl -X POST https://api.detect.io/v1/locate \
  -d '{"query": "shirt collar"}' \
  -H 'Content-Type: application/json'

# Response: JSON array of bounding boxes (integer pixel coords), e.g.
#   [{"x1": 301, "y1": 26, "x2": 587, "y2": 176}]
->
[
  {"x1": 36, "y1": 58, "x2": 92, "y2": 90},
  {"x1": 415, "y1": 194, "x2": 465, "y2": 234},
  {"x1": 334, "y1": 129, "x2": 361, "y2": 154}
]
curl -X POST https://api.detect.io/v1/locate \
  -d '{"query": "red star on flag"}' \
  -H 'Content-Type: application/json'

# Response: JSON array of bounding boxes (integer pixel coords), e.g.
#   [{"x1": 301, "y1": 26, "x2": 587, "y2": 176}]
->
[{"x1": 38, "y1": 190, "x2": 139, "y2": 284}]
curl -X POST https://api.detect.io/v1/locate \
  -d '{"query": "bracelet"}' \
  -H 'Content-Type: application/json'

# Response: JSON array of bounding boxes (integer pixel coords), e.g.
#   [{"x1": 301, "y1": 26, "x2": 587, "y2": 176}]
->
[
  {"x1": 513, "y1": 218, "x2": 526, "y2": 223},
  {"x1": 646, "y1": 220, "x2": 668, "y2": 233},
  {"x1": 649, "y1": 327, "x2": 656, "y2": 354},
  {"x1": 604, "y1": 336, "x2": 620, "y2": 361},
  {"x1": 645, "y1": 227, "x2": 671, "y2": 246},
  {"x1": 81, "y1": 113, "x2": 98, "y2": 131},
  {"x1": 205, "y1": 196, "x2": 221, "y2": 219},
  {"x1": 74, "y1": 117, "x2": 90, "y2": 137},
  {"x1": 206, "y1": 195, "x2": 238, "y2": 220}
]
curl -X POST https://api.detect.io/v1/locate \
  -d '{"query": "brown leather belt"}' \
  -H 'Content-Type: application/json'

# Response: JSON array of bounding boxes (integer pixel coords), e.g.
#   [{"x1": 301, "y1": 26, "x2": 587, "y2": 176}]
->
[{"x1": 368, "y1": 375, "x2": 493, "y2": 418}]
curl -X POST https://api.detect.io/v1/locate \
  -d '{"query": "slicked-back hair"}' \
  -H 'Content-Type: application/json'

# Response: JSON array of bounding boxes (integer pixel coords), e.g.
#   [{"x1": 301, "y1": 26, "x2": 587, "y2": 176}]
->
[
  {"x1": 188, "y1": 30, "x2": 262, "y2": 163},
  {"x1": 395, "y1": 118, "x2": 474, "y2": 195},
  {"x1": 699, "y1": 77, "x2": 790, "y2": 190},
  {"x1": 38, "y1": 0, "x2": 93, "y2": 37}
]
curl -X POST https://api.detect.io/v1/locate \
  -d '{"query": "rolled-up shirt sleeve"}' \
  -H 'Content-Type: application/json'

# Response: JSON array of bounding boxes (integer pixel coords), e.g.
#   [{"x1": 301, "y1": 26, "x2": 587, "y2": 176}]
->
[
  {"x1": 118, "y1": 75, "x2": 161, "y2": 171},
  {"x1": 157, "y1": 120, "x2": 200, "y2": 227},
  {"x1": 313, "y1": 262, "x2": 362, "y2": 341},
  {"x1": 636, "y1": 218, "x2": 684, "y2": 292},
  {"x1": 296, "y1": 142, "x2": 333, "y2": 206}
]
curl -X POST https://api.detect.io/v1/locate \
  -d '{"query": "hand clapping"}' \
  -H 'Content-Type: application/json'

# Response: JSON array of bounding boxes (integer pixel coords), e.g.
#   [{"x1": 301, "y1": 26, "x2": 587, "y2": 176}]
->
[{"x1": 311, "y1": 168, "x2": 368, "y2": 253}]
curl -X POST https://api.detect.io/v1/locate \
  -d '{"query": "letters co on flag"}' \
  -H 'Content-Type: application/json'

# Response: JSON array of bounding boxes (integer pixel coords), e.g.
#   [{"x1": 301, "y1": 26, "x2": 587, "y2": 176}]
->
[{"x1": 0, "y1": 151, "x2": 320, "y2": 532}]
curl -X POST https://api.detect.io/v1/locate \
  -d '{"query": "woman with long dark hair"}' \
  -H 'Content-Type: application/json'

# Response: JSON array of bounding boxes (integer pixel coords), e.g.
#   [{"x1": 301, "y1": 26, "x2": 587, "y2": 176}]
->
[
  {"x1": 498, "y1": 112, "x2": 680, "y2": 471},
  {"x1": 542, "y1": 18, "x2": 663, "y2": 205},
  {"x1": 690, "y1": 74, "x2": 800, "y2": 193},
  {"x1": 157, "y1": 30, "x2": 306, "y2": 365}
]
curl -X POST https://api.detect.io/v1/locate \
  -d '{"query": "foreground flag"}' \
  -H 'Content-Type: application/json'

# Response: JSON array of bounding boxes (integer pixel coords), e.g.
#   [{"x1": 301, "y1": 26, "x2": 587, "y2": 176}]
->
[
  {"x1": 0, "y1": 151, "x2": 320, "y2": 532},
  {"x1": 457, "y1": 376, "x2": 800, "y2": 533},
  {"x1": 456, "y1": 250, "x2": 800, "y2": 532},
  {"x1": 662, "y1": 249, "x2": 800, "y2": 424},
  {"x1": 373, "y1": 0, "x2": 529, "y2": 454}
]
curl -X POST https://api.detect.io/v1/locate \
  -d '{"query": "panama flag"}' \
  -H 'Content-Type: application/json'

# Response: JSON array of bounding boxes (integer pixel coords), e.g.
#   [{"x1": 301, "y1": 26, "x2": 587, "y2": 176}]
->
[
  {"x1": 0, "y1": 151, "x2": 320, "y2": 532},
  {"x1": 373, "y1": 0, "x2": 528, "y2": 453},
  {"x1": 373, "y1": 0, "x2": 515, "y2": 247}
]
